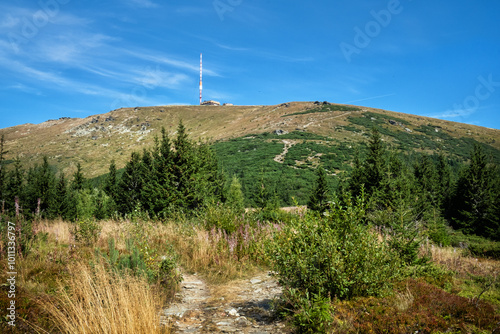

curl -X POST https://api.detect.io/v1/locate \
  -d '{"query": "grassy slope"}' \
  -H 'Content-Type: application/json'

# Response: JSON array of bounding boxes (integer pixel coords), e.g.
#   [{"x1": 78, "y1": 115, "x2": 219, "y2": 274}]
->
[{"x1": 1, "y1": 101, "x2": 499, "y2": 182}]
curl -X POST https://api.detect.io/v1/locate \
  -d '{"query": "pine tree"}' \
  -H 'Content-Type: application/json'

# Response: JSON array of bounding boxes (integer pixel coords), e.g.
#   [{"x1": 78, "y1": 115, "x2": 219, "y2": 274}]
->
[
  {"x1": 5, "y1": 158, "x2": 24, "y2": 213},
  {"x1": 50, "y1": 173, "x2": 69, "y2": 218},
  {"x1": 349, "y1": 147, "x2": 366, "y2": 197},
  {"x1": 307, "y1": 166, "x2": 331, "y2": 213},
  {"x1": 413, "y1": 155, "x2": 439, "y2": 209},
  {"x1": 71, "y1": 162, "x2": 86, "y2": 191},
  {"x1": 24, "y1": 156, "x2": 55, "y2": 217},
  {"x1": 436, "y1": 154, "x2": 452, "y2": 210},
  {"x1": 364, "y1": 127, "x2": 386, "y2": 194},
  {"x1": 104, "y1": 160, "x2": 118, "y2": 197},
  {"x1": 116, "y1": 152, "x2": 144, "y2": 214},
  {"x1": 141, "y1": 128, "x2": 175, "y2": 215},
  {"x1": 450, "y1": 144, "x2": 499, "y2": 239}
]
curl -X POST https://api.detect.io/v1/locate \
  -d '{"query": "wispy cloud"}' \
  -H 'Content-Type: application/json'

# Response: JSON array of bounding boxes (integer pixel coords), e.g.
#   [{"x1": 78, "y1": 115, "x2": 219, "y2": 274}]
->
[
  {"x1": 122, "y1": 49, "x2": 220, "y2": 76},
  {"x1": 7, "y1": 83, "x2": 43, "y2": 96},
  {"x1": 216, "y1": 43, "x2": 249, "y2": 52}
]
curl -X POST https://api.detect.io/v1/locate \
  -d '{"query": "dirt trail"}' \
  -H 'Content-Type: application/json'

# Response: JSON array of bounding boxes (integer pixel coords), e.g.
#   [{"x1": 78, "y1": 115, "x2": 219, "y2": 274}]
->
[
  {"x1": 161, "y1": 271, "x2": 289, "y2": 333},
  {"x1": 273, "y1": 140, "x2": 297, "y2": 164}
]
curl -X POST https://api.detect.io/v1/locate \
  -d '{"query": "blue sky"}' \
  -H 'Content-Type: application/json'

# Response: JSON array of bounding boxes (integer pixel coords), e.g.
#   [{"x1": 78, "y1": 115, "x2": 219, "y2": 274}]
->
[{"x1": 1, "y1": 0, "x2": 499, "y2": 130}]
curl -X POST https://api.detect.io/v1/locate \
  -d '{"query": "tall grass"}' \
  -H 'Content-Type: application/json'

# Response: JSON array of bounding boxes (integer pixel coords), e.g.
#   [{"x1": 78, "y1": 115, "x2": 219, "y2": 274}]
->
[{"x1": 40, "y1": 261, "x2": 169, "y2": 334}]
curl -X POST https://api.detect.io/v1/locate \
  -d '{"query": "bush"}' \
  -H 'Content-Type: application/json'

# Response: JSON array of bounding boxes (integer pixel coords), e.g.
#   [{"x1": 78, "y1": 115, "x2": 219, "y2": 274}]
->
[
  {"x1": 334, "y1": 279, "x2": 499, "y2": 333},
  {"x1": 201, "y1": 201, "x2": 245, "y2": 233},
  {"x1": 267, "y1": 192, "x2": 401, "y2": 301},
  {"x1": 97, "y1": 237, "x2": 181, "y2": 285},
  {"x1": 450, "y1": 232, "x2": 500, "y2": 259},
  {"x1": 281, "y1": 288, "x2": 334, "y2": 334},
  {"x1": 72, "y1": 218, "x2": 101, "y2": 245}
]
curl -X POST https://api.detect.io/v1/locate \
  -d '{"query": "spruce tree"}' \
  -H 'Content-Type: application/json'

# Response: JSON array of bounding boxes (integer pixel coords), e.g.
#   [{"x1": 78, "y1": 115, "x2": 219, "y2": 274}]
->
[
  {"x1": 413, "y1": 155, "x2": 439, "y2": 209},
  {"x1": 364, "y1": 127, "x2": 386, "y2": 194},
  {"x1": 141, "y1": 128, "x2": 175, "y2": 215},
  {"x1": 104, "y1": 160, "x2": 118, "y2": 196},
  {"x1": 50, "y1": 173, "x2": 69, "y2": 218},
  {"x1": 172, "y1": 120, "x2": 195, "y2": 210},
  {"x1": 116, "y1": 152, "x2": 144, "y2": 214},
  {"x1": 72, "y1": 162, "x2": 86, "y2": 191},
  {"x1": 307, "y1": 166, "x2": 331, "y2": 213},
  {"x1": 5, "y1": 158, "x2": 24, "y2": 212},
  {"x1": 436, "y1": 154, "x2": 452, "y2": 210},
  {"x1": 349, "y1": 147, "x2": 366, "y2": 197},
  {"x1": 450, "y1": 144, "x2": 499, "y2": 239},
  {"x1": 24, "y1": 156, "x2": 55, "y2": 217}
]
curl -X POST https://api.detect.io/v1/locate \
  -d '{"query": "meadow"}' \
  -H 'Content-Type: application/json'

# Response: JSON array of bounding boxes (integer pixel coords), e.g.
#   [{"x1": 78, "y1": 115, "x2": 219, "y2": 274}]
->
[{"x1": 0, "y1": 206, "x2": 499, "y2": 333}]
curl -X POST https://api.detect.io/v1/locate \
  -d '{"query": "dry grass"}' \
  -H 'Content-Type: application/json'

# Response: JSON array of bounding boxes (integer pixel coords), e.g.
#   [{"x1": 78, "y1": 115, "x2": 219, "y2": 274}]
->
[
  {"x1": 161, "y1": 223, "x2": 250, "y2": 283},
  {"x1": 35, "y1": 218, "x2": 73, "y2": 244},
  {"x1": 427, "y1": 244, "x2": 499, "y2": 278},
  {"x1": 3, "y1": 101, "x2": 498, "y2": 179},
  {"x1": 394, "y1": 283, "x2": 414, "y2": 312},
  {"x1": 39, "y1": 261, "x2": 170, "y2": 334}
]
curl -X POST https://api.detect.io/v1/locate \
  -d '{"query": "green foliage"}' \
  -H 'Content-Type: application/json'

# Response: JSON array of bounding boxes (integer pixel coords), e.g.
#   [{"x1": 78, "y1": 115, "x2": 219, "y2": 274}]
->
[
  {"x1": 281, "y1": 288, "x2": 334, "y2": 334},
  {"x1": 449, "y1": 232, "x2": 500, "y2": 259},
  {"x1": 75, "y1": 188, "x2": 114, "y2": 221},
  {"x1": 201, "y1": 201, "x2": 244, "y2": 233},
  {"x1": 267, "y1": 191, "x2": 401, "y2": 301},
  {"x1": 449, "y1": 144, "x2": 500, "y2": 240},
  {"x1": 116, "y1": 151, "x2": 144, "y2": 214},
  {"x1": 72, "y1": 217, "x2": 101, "y2": 246},
  {"x1": 4, "y1": 157, "x2": 24, "y2": 213},
  {"x1": 116, "y1": 122, "x2": 224, "y2": 217},
  {"x1": 103, "y1": 159, "x2": 118, "y2": 202},
  {"x1": 23, "y1": 156, "x2": 56, "y2": 217},
  {"x1": 71, "y1": 162, "x2": 86, "y2": 191},
  {"x1": 226, "y1": 175, "x2": 245, "y2": 214},
  {"x1": 307, "y1": 166, "x2": 331, "y2": 213},
  {"x1": 334, "y1": 279, "x2": 499, "y2": 333}
]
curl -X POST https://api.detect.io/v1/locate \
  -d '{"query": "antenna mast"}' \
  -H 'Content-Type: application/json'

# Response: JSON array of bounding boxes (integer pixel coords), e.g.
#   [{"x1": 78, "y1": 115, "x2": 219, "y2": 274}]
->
[{"x1": 199, "y1": 53, "x2": 203, "y2": 105}]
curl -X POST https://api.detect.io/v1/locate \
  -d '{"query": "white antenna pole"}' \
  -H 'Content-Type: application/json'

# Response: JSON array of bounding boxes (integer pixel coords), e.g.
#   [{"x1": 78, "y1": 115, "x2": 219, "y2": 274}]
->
[{"x1": 199, "y1": 53, "x2": 203, "y2": 105}]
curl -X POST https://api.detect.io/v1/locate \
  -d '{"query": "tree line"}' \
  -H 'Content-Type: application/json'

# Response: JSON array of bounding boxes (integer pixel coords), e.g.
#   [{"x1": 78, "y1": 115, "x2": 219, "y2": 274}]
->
[
  {"x1": 308, "y1": 128, "x2": 500, "y2": 242},
  {"x1": 0, "y1": 125, "x2": 499, "y2": 241},
  {"x1": 0, "y1": 122, "x2": 225, "y2": 221}
]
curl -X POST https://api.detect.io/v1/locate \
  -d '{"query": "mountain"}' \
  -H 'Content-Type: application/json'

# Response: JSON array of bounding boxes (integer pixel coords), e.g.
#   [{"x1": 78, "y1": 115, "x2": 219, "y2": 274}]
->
[{"x1": 1, "y1": 102, "x2": 499, "y2": 197}]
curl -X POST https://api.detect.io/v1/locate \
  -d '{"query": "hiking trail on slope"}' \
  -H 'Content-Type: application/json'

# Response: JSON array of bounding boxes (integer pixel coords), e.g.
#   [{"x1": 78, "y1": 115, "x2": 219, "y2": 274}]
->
[{"x1": 160, "y1": 271, "x2": 289, "y2": 333}]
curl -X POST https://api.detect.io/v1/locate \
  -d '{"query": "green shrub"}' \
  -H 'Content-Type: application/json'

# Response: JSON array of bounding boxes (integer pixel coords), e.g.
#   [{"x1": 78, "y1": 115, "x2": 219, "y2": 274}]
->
[
  {"x1": 281, "y1": 288, "x2": 334, "y2": 334},
  {"x1": 450, "y1": 232, "x2": 500, "y2": 259},
  {"x1": 97, "y1": 237, "x2": 181, "y2": 285},
  {"x1": 201, "y1": 201, "x2": 244, "y2": 233},
  {"x1": 335, "y1": 279, "x2": 499, "y2": 333},
  {"x1": 72, "y1": 218, "x2": 101, "y2": 245},
  {"x1": 267, "y1": 192, "x2": 401, "y2": 301},
  {"x1": 226, "y1": 175, "x2": 245, "y2": 214}
]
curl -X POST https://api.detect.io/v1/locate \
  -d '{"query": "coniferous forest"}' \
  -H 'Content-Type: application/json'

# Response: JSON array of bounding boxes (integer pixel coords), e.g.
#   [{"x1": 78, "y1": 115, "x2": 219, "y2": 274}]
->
[
  {"x1": 0, "y1": 122, "x2": 499, "y2": 333},
  {"x1": 1, "y1": 124, "x2": 498, "y2": 243}
]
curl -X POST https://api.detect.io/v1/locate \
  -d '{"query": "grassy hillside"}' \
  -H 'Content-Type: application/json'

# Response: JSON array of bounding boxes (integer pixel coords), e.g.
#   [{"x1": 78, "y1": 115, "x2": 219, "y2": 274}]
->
[{"x1": 1, "y1": 102, "x2": 499, "y2": 198}]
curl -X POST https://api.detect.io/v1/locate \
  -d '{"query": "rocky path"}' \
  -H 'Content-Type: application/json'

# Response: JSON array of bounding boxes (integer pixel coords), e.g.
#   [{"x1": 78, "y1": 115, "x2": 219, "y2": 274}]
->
[
  {"x1": 273, "y1": 140, "x2": 297, "y2": 164},
  {"x1": 161, "y1": 272, "x2": 289, "y2": 333}
]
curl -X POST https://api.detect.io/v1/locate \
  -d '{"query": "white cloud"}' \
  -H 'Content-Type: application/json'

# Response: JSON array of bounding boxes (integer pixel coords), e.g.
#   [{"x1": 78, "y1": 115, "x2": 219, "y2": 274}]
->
[{"x1": 123, "y1": 49, "x2": 220, "y2": 77}]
